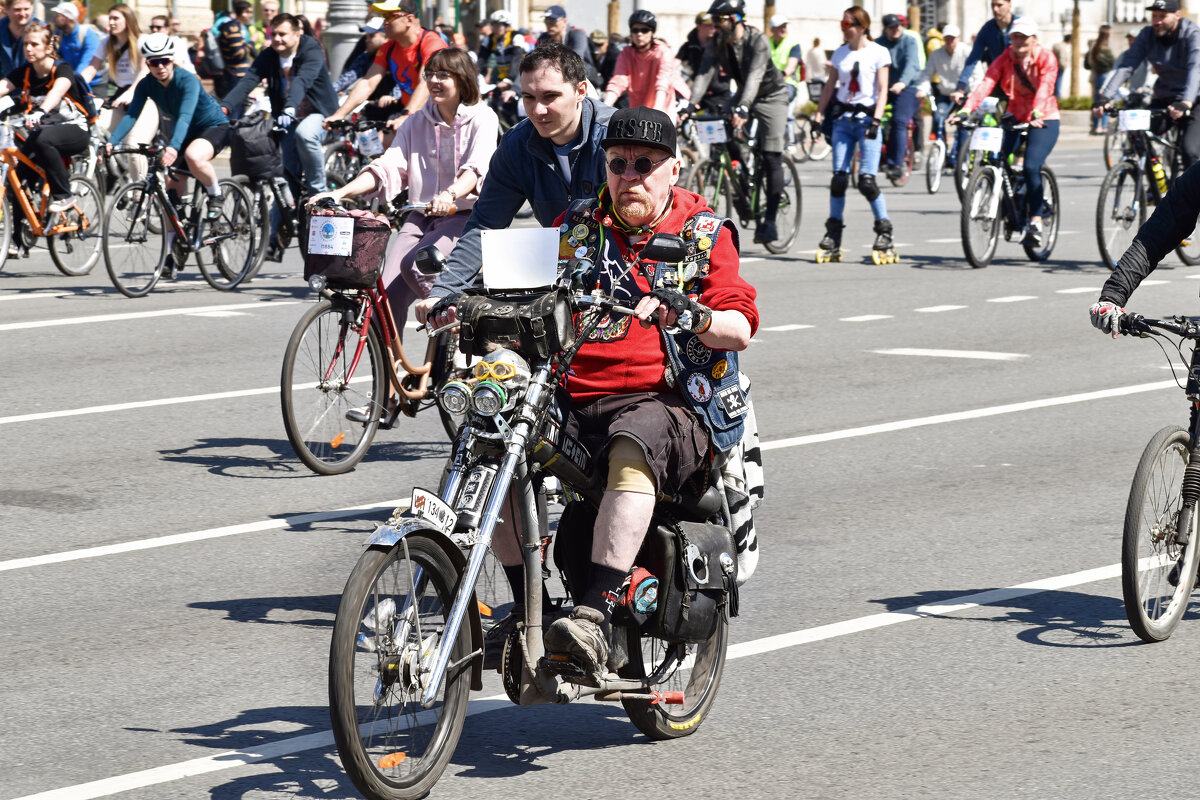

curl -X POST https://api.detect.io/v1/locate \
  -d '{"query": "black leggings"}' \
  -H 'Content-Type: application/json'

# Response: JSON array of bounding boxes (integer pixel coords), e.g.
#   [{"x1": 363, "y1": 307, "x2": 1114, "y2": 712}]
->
[{"x1": 19, "y1": 123, "x2": 89, "y2": 197}]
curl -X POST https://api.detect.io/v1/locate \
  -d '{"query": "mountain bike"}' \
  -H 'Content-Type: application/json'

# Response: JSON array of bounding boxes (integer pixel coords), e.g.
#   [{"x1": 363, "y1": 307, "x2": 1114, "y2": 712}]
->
[
  {"x1": 324, "y1": 115, "x2": 392, "y2": 190},
  {"x1": 1095, "y1": 107, "x2": 1200, "y2": 270},
  {"x1": 281, "y1": 202, "x2": 466, "y2": 475},
  {"x1": 959, "y1": 118, "x2": 1060, "y2": 267},
  {"x1": 1114, "y1": 311, "x2": 1200, "y2": 642},
  {"x1": 924, "y1": 98, "x2": 962, "y2": 194},
  {"x1": 0, "y1": 119, "x2": 102, "y2": 276},
  {"x1": 102, "y1": 144, "x2": 257, "y2": 297},
  {"x1": 686, "y1": 112, "x2": 801, "y2": 254},
  {"x1": 954, "y1": 97, "x2": 1003, "y2": 200}
]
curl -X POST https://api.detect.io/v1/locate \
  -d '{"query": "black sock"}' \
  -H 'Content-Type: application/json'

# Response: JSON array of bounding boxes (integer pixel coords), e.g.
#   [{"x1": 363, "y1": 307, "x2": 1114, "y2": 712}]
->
[{"x1": 581, "y1": 563, "x2": 628, "y2": 625}]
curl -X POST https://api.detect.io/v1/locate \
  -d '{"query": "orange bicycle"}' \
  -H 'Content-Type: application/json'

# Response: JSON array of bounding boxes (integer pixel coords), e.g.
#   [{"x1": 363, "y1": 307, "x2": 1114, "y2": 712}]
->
[{"x1": 0, "y1": 118, "x2": 102, "y2": 276}]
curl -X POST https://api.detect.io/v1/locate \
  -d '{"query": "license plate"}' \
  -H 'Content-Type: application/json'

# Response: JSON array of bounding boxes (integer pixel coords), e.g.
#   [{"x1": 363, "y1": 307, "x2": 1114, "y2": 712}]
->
[{"x1": 409, "y1": 488, "x2": 456, "y2": 535}]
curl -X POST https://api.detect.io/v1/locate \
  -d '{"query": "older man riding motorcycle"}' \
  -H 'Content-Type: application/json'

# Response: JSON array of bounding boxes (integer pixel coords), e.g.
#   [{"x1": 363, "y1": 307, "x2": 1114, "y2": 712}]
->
[{"x1": 420, "y1": 106, "x2": 758, "y2": 682}]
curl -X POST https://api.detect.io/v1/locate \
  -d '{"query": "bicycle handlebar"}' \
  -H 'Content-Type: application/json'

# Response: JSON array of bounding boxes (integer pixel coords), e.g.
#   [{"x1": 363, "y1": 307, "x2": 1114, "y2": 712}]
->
[{"x1": 1119, "y1": 313, "x2": 1200, "y2": 339}]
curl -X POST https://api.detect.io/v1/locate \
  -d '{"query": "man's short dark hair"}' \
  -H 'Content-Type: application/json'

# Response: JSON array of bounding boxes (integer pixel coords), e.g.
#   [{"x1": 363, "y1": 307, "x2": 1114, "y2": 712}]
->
[
  {"x1": 518, "y1": 42, "x2": 587, "y2": 86},
  {"x1": 272, "y1": 12, "x2": 302, "y2": 30},
  {"x1": 233, "y1": 0, "x2": 253, "y2": 15}
]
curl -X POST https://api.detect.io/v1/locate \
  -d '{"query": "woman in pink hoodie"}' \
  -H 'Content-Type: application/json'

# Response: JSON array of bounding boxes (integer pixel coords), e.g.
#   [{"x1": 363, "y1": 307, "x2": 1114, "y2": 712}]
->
[
  {"x1": 601, "y1": 11, "x2": 689, "y2": 120},
  {"x1": 309, "y1": 47, "x2": 498, "y2": 331}
]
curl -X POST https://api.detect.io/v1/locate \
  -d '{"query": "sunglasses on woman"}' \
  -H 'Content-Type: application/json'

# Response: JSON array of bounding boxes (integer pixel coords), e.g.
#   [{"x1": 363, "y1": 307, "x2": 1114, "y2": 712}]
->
[
  {"x1": 841, "y1": 20, "x2": 862, "y2": 29},
  {"x1": 607, "y1": 154, "x2": 671, "y2": 176}
]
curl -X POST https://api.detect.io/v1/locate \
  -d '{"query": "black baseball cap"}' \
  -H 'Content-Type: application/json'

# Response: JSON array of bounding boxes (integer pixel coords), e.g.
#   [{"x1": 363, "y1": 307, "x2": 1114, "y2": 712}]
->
[
  {"x1": 601, "y1": 107, "x2": 677, "y2": 156},
  {"x1": 1147, "y1": 0, "x2": 1179, "y2": 10},
  {"x1": 882, "y1": 13, "x2": 903, "y2": 28}
]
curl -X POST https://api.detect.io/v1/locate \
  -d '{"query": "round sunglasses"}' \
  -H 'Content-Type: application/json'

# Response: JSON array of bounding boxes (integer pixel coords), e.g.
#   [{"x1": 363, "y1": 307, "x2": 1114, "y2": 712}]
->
[{"x1": 607, "y1": 154, "x2": 671, "y2": 176}]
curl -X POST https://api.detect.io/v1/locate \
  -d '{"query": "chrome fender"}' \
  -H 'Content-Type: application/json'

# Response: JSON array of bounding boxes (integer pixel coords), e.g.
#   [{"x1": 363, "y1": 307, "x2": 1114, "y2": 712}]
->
[{"x1": 364, "y1": 518, "x2": 485, "y2": 692}]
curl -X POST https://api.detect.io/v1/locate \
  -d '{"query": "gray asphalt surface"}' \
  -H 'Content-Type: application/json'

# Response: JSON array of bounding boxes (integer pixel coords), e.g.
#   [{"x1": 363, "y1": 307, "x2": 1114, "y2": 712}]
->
[{"x1": 4, "y1": 131, "x2": 1199, "y2": 800}]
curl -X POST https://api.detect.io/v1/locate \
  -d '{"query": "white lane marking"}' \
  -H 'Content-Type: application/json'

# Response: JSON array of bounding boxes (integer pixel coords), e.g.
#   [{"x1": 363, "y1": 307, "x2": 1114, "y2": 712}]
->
[
  {"x1": 914, "y1": 305, "x2": 966, "y2": 313},
  {"x1": 925, "y1": 238, "x2": 962, "y2": 243},
  {"x1": 986, "y1": 295, "x2": 1037, "y2": 303},
  {"x1": 0, "y1": 386, "x2": 282, "y2": 426},
  {"x1": 1140, "y1": 279, "x2": 1170, "y2": 286},
  {"x1": 0, "y1": 292, "x2": 72, "y2": 302},
  {"x1": 13, "y1": 561, "x2": 1126, "y2": 800},
  {"x1": 0, "y1": 300, "x2": 301, "y2": 331},
  {"x1": 741, "y1": 257, "x2": 763, "y2": 264},
  {"x1": 761, "y1": 379, "x2": 1173, "y2": 451},
  {"x1": 0, "y1": 498, "x2": 408, "y2": 573},
  {"x1": 187, "y1": 311, "x2": 249, "y2": 318},
  {"x1": 762, "y1": 324, "x2": 814, "y2": 331},
  {"x1": 1055, "y1": 287, "x2": 1101, "y2": 294},
  {"x1": 839, "y1": 314, "x2": 893, "y2": 322},
  {"x1": 872, "y1": 348, "x2": 1028, "y2": 361},
  {"x1": 1185, "y1": 274, "x2": 1200, "y2": 280}
]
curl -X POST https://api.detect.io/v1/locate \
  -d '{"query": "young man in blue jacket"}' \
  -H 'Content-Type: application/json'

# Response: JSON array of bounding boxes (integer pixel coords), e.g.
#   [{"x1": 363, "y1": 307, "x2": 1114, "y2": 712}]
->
[
  {"x1": 415, "y1": 43, "x2": 614, "y2": 324},
  {"x1": 880, "y1": 14, "x2": 921, "y2": 180},
  {"x1": 950, "y1": 0, "x2": 1014, "y2": 103}
]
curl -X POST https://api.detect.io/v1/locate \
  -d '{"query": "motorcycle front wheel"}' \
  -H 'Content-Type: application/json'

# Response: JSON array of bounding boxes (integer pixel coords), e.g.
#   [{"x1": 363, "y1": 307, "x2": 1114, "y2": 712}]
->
[
  {"x1": 330, "y1": 538, "x2": 473, "y2": 800},
  {"x1": 619, "y1": 615, "x2": 729, "y2": 740}
]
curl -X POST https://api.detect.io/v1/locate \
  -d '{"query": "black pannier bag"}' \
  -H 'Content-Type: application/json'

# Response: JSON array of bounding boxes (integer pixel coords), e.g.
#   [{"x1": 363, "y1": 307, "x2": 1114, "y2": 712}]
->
[
  {"x1": 456, "y1": 288, "x2": 575, "y2": 358},
  {"x1": 638, "y1": 520, "x2": 738, "y2": 643},
  {"x1": 230, "y1": 110, "x2": 283, "y2": 178}
]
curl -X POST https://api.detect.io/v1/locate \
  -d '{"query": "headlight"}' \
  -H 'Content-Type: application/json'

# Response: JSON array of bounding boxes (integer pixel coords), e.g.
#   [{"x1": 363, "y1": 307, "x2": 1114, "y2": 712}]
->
[
  {"x1": 438, "y1": 379, "x2": 471, "y2": 415},
  {"x1": 308, "y1": 273, "x2": 327, "y2": 292},
  {"x1": 470, "y1": 380, "x2": 507, "y2": 416}
]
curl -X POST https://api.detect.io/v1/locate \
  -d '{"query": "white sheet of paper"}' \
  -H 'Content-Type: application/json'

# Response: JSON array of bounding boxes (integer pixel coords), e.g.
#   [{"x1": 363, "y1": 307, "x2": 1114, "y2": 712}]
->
[
  {"x1": 308, "y1": 215, "x2": 354, "y2": 256},
  {"x1": 480, "y1": 227, "x2": 560, "y2": 289}
]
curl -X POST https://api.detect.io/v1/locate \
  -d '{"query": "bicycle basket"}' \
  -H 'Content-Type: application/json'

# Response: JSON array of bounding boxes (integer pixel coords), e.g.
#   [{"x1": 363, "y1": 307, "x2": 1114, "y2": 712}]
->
[
  {"x1": 303, "y1": 208, "x2": 391, "y2": 289},
  {"x1": 456, "y1": 288, "x2": 575, "y2": 359}
]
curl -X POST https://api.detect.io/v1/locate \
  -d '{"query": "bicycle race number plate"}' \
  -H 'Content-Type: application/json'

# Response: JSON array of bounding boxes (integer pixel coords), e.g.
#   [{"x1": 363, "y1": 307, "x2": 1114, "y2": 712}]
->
[
  {"x1": 407, "y1": 488, "x2": 457, "y2": 536},
  {"x1": 1119, "y1": 109, "x2": 1150, "y2": 132},
  {"x1": 307, "y1": 215, "x2": 354, "y2": 256},
  {"x1": 969, "y1": 126, "x2": 1003, "y2": 153},
  {"x1": 357, "y1": 129, "x2": 384, "y2": 157},
  {"x1": 696, "y1": 120, "x2": 727, "y2": 145}
]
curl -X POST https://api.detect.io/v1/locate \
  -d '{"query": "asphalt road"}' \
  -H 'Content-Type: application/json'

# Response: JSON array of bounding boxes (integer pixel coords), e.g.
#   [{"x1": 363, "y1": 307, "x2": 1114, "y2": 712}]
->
[{"x1": 4, "y1": 132, "x2": 1200, "y2": 800}]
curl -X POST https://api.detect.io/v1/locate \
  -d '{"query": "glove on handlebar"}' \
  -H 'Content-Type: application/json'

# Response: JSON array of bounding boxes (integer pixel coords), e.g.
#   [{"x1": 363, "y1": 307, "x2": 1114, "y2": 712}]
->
[
  {"x1": 648, "y1": 287, "x2": 712, "y2": 334},
  {"x1": 1090, "y1": 299, "x2": 1125, "y2": 338},
  {"x1": 428, "y1": 294, "x2": 459, "y2": 321}
]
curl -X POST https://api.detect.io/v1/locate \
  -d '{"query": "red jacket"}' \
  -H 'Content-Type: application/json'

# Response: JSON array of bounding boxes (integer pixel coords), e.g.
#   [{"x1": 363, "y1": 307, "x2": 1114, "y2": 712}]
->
[
  {"x1": 553, "y1": 187, "x2": 758, "y2": 402},
  {"x1": 966, "y1": 45, "x2": 1060, "y2": 123}
]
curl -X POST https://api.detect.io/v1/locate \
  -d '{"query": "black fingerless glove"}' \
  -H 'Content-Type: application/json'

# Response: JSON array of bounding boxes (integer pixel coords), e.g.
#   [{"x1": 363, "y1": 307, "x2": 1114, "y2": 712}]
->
[
  {"x1": 428, "y1": 294, "x2": 459, "y2": 319},
  {"x1": 866, "y1": 118, "x2": 881, "y2": 139},
  {"x1": 649, "y1": 287, "x2": 713, "y2": 334}
]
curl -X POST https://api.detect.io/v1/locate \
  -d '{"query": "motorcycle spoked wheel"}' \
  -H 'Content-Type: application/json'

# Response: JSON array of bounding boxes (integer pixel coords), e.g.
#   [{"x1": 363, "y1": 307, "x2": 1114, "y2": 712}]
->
[{"x1": 618, "y1": 615, "x2": 729, "y2": 739}]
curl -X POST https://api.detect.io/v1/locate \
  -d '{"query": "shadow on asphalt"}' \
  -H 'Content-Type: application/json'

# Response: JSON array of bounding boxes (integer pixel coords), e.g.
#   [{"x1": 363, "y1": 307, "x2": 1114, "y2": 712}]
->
[
  {"x1": 870, "y1": 587, "x2": 1150, "y2": 648},
  {"x1": 188, "y1": 593, "x2": 339, "y2": 628},
  {"x1": 158, "y1": 436, "x2": 449, "y2": 478}
]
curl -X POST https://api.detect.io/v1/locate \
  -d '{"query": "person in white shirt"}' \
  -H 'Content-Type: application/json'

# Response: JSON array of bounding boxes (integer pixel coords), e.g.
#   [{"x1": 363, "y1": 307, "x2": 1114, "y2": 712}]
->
[
  {"x1": 804, "y1": 37, "x2": 827, "y2": 103},
  {"x1": 915, "y1": 23, "x2": 968, "y2": 166}
]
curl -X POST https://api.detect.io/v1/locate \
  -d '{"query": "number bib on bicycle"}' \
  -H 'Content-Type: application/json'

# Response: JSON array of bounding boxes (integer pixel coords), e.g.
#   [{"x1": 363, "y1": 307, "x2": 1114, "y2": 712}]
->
[{"x1": 556, "y1": 193, "x2": 754, "y2": 452}]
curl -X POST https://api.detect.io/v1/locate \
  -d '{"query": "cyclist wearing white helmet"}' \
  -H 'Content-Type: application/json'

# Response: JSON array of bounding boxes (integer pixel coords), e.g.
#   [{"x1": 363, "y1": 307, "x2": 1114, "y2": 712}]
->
[
  {"x1": 108, "y1": 32, "x2": 231, "y2": 219},
  {"x1": 478, "y1": 7, "x2": 527, "y2": 126}
]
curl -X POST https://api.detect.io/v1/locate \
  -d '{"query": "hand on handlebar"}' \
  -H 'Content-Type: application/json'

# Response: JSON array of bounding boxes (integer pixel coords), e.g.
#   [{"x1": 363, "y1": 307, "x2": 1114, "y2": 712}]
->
[
  {"x1": 1092, "y1": 102, "x2": 1110, "y2": 118},
  {"x1": 322, "y1": 115, "x2": 346, "y2": 131},
  {"x1": 305, "y1": 191, "x2": 344, "y2": 209},
  {"x1": 161, "y1": 146, "x2": 178, "y2": 167},
  {"x1": 1170, "y1": 100, "x2": 1193, "y2": 120},
  {"x1": 415, "y1": 295, "x2": 458, "y2": 330},
  {"x1": 1090, "y1": 299, "x2": 1126, "y2": 338},
  {"x1": 637, "y1": 287, "x2": 712, "y2": 333}
]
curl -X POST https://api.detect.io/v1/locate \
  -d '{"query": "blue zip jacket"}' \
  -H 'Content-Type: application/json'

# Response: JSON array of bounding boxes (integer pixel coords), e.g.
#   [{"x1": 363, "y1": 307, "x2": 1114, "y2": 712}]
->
[
  {"x1": 955, "y1": 17, "x2": 1013, "y2": 92},
  {"x1": 109, "y1": 70, "x2": 228, "y2": 151},
  {"x1": 57, "y1": 24, "x2": 101, "y2": 88},
  {"x1": 880, "y1": 30, "x2": 920, "y2": 88},
  {"x1": 430, "y1": 97, "x2": 615, "y2": 299},
  {"x1": 1101, "y1": 18, "x2": 1200, "y2": 104}
]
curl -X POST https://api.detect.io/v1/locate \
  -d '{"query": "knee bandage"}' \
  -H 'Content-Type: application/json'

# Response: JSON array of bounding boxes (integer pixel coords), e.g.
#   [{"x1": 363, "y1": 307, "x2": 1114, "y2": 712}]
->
[
  {"x1": 606, "y1": 436, "x2": 655, "y2": 495},
  {"x1": 831, "y1": 171, "x2": 850, "y2": 197},
  {"x1": 858, "y1": 173, "x2": 880, "y2": 202}
]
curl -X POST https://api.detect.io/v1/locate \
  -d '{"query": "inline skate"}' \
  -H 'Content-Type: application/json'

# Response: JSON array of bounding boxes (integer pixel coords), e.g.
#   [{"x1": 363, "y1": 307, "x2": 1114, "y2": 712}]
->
[
  {"x1": 871, "y1": 218, "x2": 899, "y2": 264},
  {"x1": 815, "y1": 217, "x2": 844, "y2": 263}
]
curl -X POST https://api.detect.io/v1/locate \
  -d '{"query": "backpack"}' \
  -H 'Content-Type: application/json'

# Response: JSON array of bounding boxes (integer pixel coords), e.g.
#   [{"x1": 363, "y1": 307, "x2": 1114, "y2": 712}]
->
[
  {"x1": 199, "y1": 18, "x2": 225, "y2": 78},
  {"x1": 28, "y1": 63, "x2": 98, "y2": 124},
  {"x1": 230, "y1": 109, "x2": 283, "y2": 178}
]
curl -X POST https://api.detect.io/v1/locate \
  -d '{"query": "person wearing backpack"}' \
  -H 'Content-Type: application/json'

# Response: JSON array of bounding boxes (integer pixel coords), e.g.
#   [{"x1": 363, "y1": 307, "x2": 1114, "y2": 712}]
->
[
  {"x1": 214, "y1": 1, "x2": 255, "y2": 96},
  {"x1": 537, "y1": 5, "x2": 602, "y2": 88},
  {"x1": 0, "y1": 23, "x2": 94, "y2": 213},
  {"x1": 48, "y1": 2, "x2": 99, "y2": 88}
]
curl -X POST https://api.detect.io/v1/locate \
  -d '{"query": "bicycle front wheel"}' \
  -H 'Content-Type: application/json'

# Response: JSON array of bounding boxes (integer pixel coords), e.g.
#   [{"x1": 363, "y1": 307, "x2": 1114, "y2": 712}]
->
[
  {"x1": 925, "y1": 139, "x2": 946, "y2": 194},
  {"x1": 49, "y1": 176, "x2": 103, "y2": 276},
  {"x1": 763, "y1": 154, "x2": 801, "y2": 254},
  {"x1": 1022, "y1": 166, "x2": 1059, "y2": 262},
  {"x1": 1095, "y1": 161, "x2": 1145, "y2": 270},
  {"x1": 330, "y1": 538, "x2": 472, "y2": 800},
  {"x1": 1103, "y1": 127, "x2": 1121, "y2": 170},
  {"x1": 954, "y1": 139, "x2": 979, "y2": 201},
  {"x1": 324, "y1": 141, "x2": 356, "y2": 190},
  {"x1": 688, "y1": 158, "x2": 731, "y2": 219},
  {"x1": 281, "y1": 298, "x2": 387, "y2": 475},
  {"x1": 961, "y1": 167, "x2": 1000, "y2": 268},
  {"x1": 196, "y1": 179, "x2": 256, "y2": 290},
  {"x1": 103, "y1": 181, "x2": 166, "y2": 298},
  {"x1": 1122, "y1": 426, "x2": 1199, "y2": 643},
  {"x1": 0, "y1": 190, "x2": 13, "y2": 273}
]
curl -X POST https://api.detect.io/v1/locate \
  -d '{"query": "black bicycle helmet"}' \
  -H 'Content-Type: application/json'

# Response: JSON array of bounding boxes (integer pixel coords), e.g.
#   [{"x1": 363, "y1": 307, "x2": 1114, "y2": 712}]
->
[
  {"x1": 629, "y1": 9, "x2": 657, "y2": 32},
  {"x1": 706, "y1": 0, "x2": 745, "y2": 17}
]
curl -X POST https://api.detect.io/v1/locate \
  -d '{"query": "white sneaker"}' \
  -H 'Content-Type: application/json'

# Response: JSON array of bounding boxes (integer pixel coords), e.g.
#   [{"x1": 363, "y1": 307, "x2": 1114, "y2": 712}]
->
[
  {"x1": 48, "y1": 195, "x2": 76, "y2": 213},
  {"x1": 344, "y1": 405, "x2": 372, "y2": 424}
]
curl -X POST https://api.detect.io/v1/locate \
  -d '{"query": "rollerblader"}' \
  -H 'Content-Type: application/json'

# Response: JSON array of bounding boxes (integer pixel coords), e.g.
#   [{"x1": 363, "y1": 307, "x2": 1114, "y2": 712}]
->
[{"x1": 812, "y1": 6, "x2": 898, "y2": 264}]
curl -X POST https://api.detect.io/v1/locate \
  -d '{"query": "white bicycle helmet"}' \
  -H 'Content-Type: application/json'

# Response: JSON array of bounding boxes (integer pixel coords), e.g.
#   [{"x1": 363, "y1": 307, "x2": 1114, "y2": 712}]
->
[
  {"x1": 140, "y1": 32, "x2": 176, "y2": 59},
  {"x1": 489, "y1": 9, "x2": 513, "y2": 27}
]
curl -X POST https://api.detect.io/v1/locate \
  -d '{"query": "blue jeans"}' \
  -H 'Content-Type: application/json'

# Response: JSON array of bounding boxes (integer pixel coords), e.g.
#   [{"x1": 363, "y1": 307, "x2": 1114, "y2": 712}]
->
[
  {"x1": 932, "y1": 94, "x2": 968, "y2": 166},
  {"x1": 281, "y1": 112, "x2": 327, "y2": 197},
  {"x1": 886, "y1": 86, "x2": 919, "y2": 167},
  {"x1": 1002, "y1": 119, "x2": 1059, "y2": 221},
  {"x1": 1091, "y1": 72, "x2": 1112, "y2": 132},
  {"x1": 830, "y1": 114, "x2": 888, "y2": 220}
]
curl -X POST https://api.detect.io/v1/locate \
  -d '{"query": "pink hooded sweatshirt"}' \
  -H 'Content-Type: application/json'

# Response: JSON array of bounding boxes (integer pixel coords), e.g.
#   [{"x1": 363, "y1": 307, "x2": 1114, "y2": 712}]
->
[
  {"x1": 604, "y1": 39, "x2": 690, "y2": 119},
  {"x1": 365, "y1": 98, "x2": 499, "y2": 211}
]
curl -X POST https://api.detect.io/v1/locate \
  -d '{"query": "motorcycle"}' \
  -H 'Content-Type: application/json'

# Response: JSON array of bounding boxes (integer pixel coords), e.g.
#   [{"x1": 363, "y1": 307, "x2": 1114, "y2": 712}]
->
[{"x1": 327, "y1": 233, "x2": 742, "y2": 800}]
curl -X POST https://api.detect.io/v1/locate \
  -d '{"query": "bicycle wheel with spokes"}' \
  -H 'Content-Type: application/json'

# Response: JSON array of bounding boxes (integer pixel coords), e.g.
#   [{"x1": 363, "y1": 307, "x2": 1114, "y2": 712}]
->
[
  {"x1": 1022, "y1": 166, "x2": 1059, "y2": 262},
  {"x1": 0, "y1": 190, "x2": 14, "y2": 274},
  {"x1": 954, "y1": 139, "x2": 980, "y2": 201},
  {"x1": 763, "y1": 154, "x2": 801, "y2": 254},
  {"x1": 620, "y1": 614, "x2": 729, "y2": 740},
  {"x1": 324, "y1": 141, "x2": 357, "y2": 190},
  {"x1": 688, "y1": 158, "x2": 731, "y2": 219},
  {"x1": 925, "y1": 139, "x2": 946, "y2": 194},
  {"x1": 103, "y1": 181, "x2": 166, "y2": 298},
  {"x1": 1103, "y1": 126, "x2": 1121, "y2": 169},
  {"x1": 961, "y1": 166, "x2": 1000, "y2": 268},
  {"x1": 1095, "y1": 161, "x2": 1145, "y2": 270},
  {"x1": 330, "y1": 537, "x2": 473, "y2": 800},
  {"x1": 49, "y1": 176, "x2": 103, "y2": 276},
  {"x1": 281, "y1": 298, "x2": 387, "y2": 475},
  {"x1": 1122, "y1": 426, "x2": 1199, "y2": 642},
  {"x1": 235, "y1": 176, "x2": 270, "y2": 279},
  {"x1": 803, "y1": 115, "x2": 831, "y2": 160},
  {"x1": 196, "y1": 179, "x2": 255, "y2": 290}
]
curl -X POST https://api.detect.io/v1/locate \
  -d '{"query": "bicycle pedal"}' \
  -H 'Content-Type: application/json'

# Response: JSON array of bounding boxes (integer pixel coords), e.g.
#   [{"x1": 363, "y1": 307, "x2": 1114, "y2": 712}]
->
[{"x1": 538, "y1": 653, "x2": 601, "y2": 687}]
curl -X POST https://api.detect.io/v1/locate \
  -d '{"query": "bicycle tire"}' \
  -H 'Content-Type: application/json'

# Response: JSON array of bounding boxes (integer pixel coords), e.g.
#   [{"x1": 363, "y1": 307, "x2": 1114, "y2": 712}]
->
[
  {"x1": 49, "y1": 176, "x2": 103, "y2": 276},
  {"x1": 1095, "y1": 161, "x2": 1145, "y2": 270},
  {"x1": 763, "y1": 154, "x2": 801, "y2": 254},
  {"x1": 329, "y1": 538, "x2": 472, "y2": 800},
  {"x1": 324, "y1": 141, "x2": 356, "y2": 191},
  {"x1": 803, "y1": 115, "x2": 831, "y2": 160},
  {"x1": 1122, "y1": 426, "x2": 1199, "y2": 642},
  {"x1": 0, "y1": 187, "x2": 14, "y2": 274},
  {"x1": 234, "y1": 176, "x2": 270, "y2": 279},
  {"x1": 954, "y1": 137, "x2": 979, "y2": 201},
  {"x1": 688, "y1": 158, "x2": 731, "y2": 219},
  {"x1": 925, "y1": 139, "x2": 946, "y2": 194},
  {"x1": 281, "y1": 298, "x2": 387, "y2": 475},
  {"x1": 620, "y1": 613, "x2": 729, "y2": 740},
  {"x1": 1103, "y1": 126, "x2": 1121, "y2": 170},
  {"x1": 961, "y1": 166, "x2": 1000, "y2": 268},
  {"x1": 196, "y1": 178, "x2": 256, "y2": 291},
  {"x1": 103, "y1": 181, "x2": 166, "y2": 298},
  {"x1": 1022, "y1": 165, "x2": 1059, "y2": 262}
]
